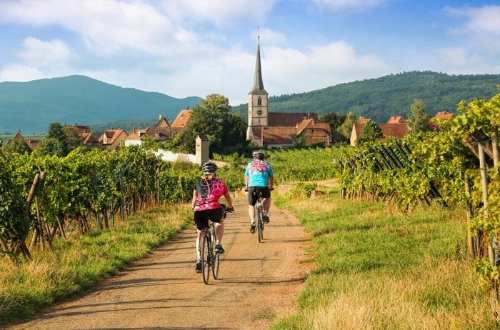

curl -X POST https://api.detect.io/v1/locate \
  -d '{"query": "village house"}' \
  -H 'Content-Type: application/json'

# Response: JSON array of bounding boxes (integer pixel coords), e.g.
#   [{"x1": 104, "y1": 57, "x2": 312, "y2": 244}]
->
[
  {"x1": 98, "y1": 129, "x2": 128, "y2": 149},
  {"x1": 350, "y1": 115, "x2": 409, "y2": 146},
  {"x1": 125, "y1": 116, "x2": 170, "y2": 146},
  {"x1": 246, "y1": 41, "x2": 331, "y2": 148},
  {"x1": 171, "y1": 108, "x2": 193, "y2": 134},
  {"x1": 64, "y1": 124, "x2": 101, "y2": 148},
  {"x1": 429, "y1": 111, "x2": 454, "y2": 129}
]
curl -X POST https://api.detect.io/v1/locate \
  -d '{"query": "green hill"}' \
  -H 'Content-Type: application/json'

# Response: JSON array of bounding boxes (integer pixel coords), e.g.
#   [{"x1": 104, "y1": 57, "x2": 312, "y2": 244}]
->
[
  {"x1": 0, "y1": 75, "x2": 201, "y2": 134},
  {"x1": 235, "y1": 71, "x2": 500, "y2": 122}
]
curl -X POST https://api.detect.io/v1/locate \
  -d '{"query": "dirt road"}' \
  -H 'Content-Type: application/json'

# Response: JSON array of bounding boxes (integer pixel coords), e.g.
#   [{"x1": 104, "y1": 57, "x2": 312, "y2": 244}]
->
[{"x1": 12, "y1": 196, "x2": 311, "y2": 330}]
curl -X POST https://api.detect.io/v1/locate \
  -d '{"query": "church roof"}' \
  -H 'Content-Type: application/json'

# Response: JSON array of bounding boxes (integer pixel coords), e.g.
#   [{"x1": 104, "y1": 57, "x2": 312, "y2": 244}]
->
[
  {"x1": 268, "y1": 113, "x2": 318, "y2": 127},
  {"x1": 249, "y1": 42, "x2": 267, "y2": 95}
]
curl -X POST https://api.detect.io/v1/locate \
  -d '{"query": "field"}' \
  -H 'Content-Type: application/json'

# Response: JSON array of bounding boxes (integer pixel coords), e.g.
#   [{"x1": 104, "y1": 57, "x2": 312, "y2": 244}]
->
[{"x1": 272, "y1": 184, "x2": 495, "y2": 329}]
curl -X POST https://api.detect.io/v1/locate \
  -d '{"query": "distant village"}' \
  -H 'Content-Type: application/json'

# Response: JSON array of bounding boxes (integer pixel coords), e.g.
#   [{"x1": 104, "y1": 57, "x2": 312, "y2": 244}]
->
[{"x1": 4, "y1": 40, "x2": 455, "y2": 153}]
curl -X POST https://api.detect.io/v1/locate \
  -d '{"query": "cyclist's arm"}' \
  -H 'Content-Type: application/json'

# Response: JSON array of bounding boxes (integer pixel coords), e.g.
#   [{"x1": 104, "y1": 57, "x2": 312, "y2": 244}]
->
[
  {"x1": 268, "y1": 164, "x2": 274, "y2": 190},
  {"x1": 244, "y1": 165, "x2": 249, "y2": 190},
  {"x1": 223, "y1": 191, "x2": 234, "y2": 209},
  {"x1": 191, "y1": 189, "x2": 197, "y2": 210}
]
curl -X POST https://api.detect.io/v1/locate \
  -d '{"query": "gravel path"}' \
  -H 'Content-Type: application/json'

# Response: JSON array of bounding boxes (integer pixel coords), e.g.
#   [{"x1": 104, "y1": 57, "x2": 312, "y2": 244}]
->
[{"x1": 12, "y1": 196, "x2": 311, "y2": 330}]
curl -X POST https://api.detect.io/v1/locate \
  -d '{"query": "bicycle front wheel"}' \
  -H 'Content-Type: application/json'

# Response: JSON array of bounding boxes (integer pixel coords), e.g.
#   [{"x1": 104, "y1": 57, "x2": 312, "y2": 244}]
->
[{"x1": 202, "y1": 234, "x2": 210, "y2": 284}]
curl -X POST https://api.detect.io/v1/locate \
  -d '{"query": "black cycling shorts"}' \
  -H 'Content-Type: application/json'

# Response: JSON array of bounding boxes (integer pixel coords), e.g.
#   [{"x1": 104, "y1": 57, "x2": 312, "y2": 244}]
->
[
  {"x1": 247, "y1": 187, "x2": 271, "y2": 206},
  {"x1": 194, "y1": 207, "x2": 224, "y2": 230}
]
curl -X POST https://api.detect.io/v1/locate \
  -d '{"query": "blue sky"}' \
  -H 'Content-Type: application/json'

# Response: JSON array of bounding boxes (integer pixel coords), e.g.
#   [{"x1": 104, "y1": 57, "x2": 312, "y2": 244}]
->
[{"x1": 0, "y1": 0, "x2": 499, "y2": 104}]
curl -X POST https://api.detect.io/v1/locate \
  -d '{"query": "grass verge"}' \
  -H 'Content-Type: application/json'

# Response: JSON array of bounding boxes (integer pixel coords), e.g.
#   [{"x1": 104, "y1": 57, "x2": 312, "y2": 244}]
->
[
  {"x1": 0, "y1": 204, "x2": 191, "y2": 326},
  {"x1": 272, "y1": 184, "x2": 495, "y2": 329}
]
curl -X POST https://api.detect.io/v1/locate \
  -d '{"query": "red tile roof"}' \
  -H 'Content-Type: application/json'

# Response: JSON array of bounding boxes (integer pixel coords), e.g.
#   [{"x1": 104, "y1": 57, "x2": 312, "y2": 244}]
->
[
  {"x1": 99, "y1": 129, "x2": 128, "y2": 145},
  {"x1": 26, "y1": 138, "x2": 40, "y2": 150},
  {"x1": 296, "y1": 118, "x2": 331, "y2": 135},
  {"x1": 172, "y1": 109, "x2": 193, "y2": 128},
  {"x1": 387, "y1": 116, "x2": 407, "y2": 124},
  {"x1": 433, "y1": 111, "x2": 454, "y2": 121},
  {"x1": 268, "y1": 113, "x2": 318, "y2": 127},
  {"x1": 379, "y1": 123, "x2": 409, "y2": 139}
]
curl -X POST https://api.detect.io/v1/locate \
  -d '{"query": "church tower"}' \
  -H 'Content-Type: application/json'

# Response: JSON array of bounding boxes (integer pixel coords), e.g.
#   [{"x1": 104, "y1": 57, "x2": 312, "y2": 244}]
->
[{"x1": 246, "y1": 37, "x2": 268, "y2": 142}]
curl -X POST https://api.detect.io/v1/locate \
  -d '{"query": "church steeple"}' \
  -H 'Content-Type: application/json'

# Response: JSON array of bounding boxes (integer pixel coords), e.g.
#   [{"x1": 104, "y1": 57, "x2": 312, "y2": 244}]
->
[
  {"x1": 247, "y1": 35, "x2": 269, "y2": 144},
  {"x1": 250, "y1": 36, "x2": 267, "y2": 94}
]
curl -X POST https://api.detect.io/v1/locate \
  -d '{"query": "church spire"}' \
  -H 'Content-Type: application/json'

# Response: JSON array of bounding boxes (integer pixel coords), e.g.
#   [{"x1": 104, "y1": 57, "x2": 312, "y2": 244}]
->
[{"x1": 250, "y1": 35, "x2": 266, "y2": 94}]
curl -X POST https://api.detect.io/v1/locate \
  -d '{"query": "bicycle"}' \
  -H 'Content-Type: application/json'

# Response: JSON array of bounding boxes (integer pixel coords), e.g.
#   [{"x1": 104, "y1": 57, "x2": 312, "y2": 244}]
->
[
  {"x1": 254, "y1": 195, "x2": 265, "y2": 243},
  {"x1": 200, "y1": 206, "x2": 232, "y2": 284},
  {"x1": 251, "y1": 189, "x2": 272, "y2": 243}
]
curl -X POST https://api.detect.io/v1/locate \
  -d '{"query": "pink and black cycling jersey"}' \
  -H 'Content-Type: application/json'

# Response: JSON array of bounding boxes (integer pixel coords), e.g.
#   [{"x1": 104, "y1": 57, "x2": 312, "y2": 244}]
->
[{"x1": 194, "y1": 178, "x2": 228, "y2": 212}]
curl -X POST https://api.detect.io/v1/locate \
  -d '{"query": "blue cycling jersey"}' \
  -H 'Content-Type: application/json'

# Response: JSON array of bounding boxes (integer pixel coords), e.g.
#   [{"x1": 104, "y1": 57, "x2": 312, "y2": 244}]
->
[{"x1": 245, "y1": 160, "x2": 273, "y2": 187}]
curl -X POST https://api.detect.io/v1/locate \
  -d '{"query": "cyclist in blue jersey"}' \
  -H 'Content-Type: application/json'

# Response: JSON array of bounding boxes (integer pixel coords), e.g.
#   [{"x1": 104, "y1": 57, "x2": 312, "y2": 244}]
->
[{"x1": 244, "y1": 150, "x2": 273, "y2": 233}]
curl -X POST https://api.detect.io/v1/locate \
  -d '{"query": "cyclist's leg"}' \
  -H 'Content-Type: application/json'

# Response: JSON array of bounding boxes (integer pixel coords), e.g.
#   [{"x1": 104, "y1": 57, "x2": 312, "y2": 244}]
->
[
  {"x1": 194, "y1": 211, "x2": 209, "y2": 271},
  {"x1": 211, "y1": 208, "x2": 225, "y2": 253},
  {"x1": 212, "y1": 208, "x2": 224, "y2": 244},
  {"x1": 195, "y1": 229, "x2": 203, "y2": 260},
  {"x1": 248, "y1": 187, "x2": 257, "y2": 225},
  {"x1": 261, "y1": 188, "x2": 271, "y2": 222}
]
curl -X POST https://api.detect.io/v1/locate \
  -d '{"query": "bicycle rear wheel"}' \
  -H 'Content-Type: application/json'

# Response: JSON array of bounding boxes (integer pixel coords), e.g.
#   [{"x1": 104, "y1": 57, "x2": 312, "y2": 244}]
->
[
  {"x1": 212, "y1": 251, "x2": 220, "y2": 279},
  {"x1": 202, "y1": 234, "x2": 210, "y2": 284},
  {"x1": 257, "y1": 208, "x2": 264, "y2": 243}
]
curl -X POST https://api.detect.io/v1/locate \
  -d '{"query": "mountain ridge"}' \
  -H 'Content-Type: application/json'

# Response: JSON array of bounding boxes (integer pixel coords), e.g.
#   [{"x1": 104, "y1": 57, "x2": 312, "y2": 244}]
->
[
  {"x1": 0, "y1": 75, "x2": 201, "y2": 133},
  {"x1": 235, "y1": 71, "x2": 500, "y2": 122}
]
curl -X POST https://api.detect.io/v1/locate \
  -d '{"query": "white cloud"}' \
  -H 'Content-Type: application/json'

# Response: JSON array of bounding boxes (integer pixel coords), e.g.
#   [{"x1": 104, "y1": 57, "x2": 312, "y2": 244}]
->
[
  {"x1": 0, "y1": 0, "x2": 197, "y2": 56},
  {"x1": 164, "y1": 0, "x2": 276, "y2": 26},
  {"x1": 434, "y1": 47, "x2": 499, "y2": 74},
  {"x1": 71, "y1": 41, "x2": 392, "y2": 105},
  {"x1": 447, "y1": 5, "x2": 500, "y2": 53},
  {"x1": 0, "y1": 64, "x2": 44, "y2": 82},
  {"x1": 0, "y1": 1, "x2": 393, "y2": 104},
  {"x1": 19, "y1": 37, "x2": 71, "y2": 67},
  {"x1": 251, "y1": 28, "x2": 287, "y2": 46},
  {"x1": 312, "y1": 0, "x2": 385, "y2": 12},
  {"x1": 263, "y1": 41, "x2": 393, "y2": 94}
]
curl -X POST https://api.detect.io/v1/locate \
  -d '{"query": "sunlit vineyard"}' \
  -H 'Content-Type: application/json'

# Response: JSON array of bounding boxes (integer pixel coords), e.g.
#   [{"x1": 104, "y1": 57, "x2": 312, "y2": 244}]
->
[
  {"x1": 0, "y1": 147, "x2": 201, "y2": 262},
  {"x1": 335, "y1": 93, "x2": 499, "y2": 315},
  {"x1": 268, "y1": 147, "x2": 339, "y2": 183}
]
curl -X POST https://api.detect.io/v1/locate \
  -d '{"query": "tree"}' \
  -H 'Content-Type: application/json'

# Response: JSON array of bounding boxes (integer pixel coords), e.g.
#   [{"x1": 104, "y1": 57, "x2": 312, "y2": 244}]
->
[
  {"x1": 320, "y1": 112, "x2": 348, "y2": 144},
  {"x1": 338, "y1": 112, "x2": 357, "y2": 139},
  {"x1": 359, "y1": 120, "x2": 383, "y2": 143},
  {"x1": 3, "y1": 136, "x2": 31, "y2": 155},
  {"x1": 408, "y1": 99, "x2": 430, "y2": 132},
  {"x1": 34, "y1": 123, "x2": 69, "y2": 156},
  {"x1": 63, "y1": 126, "x2": 83, "y2": 150},
  {"x1": 179, "y1": 94, "x2": 247, "y2": 154}
]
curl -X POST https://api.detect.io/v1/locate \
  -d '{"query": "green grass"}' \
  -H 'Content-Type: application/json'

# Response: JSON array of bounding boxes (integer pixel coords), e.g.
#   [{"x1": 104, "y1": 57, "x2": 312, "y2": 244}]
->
[
  {"x1": 272, "y1": 185, "x2": 495, "y2": 329},
  {"x1": 0, "y1": 204, "x2": 191, "y2": 326}
]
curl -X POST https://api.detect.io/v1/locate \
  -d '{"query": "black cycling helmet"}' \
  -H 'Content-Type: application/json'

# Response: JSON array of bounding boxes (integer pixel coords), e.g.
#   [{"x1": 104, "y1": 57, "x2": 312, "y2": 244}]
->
[
  {"x1": 252, "y1": 150, "x2": 265, "y2": 160},
  {"x1": 201, "y1": 161, "x2": 218, "y2": 175}
]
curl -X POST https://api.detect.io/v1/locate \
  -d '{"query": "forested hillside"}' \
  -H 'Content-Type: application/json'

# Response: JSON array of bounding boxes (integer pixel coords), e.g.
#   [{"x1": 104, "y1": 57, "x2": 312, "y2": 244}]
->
[
  {"x1": 0, "y1": 75, "x2": 201, "y2": 133},
  {"x1": 235, "y1": 71, "x2": 500, "y2": 122}
]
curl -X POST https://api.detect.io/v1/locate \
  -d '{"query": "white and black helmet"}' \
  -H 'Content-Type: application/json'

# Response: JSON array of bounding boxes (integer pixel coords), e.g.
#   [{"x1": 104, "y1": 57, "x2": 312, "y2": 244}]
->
[
  {"x1": 252, "y1": 150, "x2": 265, "y2": 160},
  {"x1": 201, "y1": 161, "x2": 218, "y2": 175}
]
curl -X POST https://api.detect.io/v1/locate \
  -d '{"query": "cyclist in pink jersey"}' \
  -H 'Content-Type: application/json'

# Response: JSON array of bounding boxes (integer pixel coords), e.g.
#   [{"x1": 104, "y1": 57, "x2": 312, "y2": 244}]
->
[{"x1": 191, "y1": 162, "x2": 234, "y2": 273}]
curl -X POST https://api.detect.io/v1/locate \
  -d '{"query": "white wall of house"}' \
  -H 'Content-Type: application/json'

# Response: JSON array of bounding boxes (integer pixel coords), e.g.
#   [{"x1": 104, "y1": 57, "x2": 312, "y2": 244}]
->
[
  {"x1": 124, "y1": 139, "x2": 143, "y2": 147},
  {"x1": 154, "y1": 149, "x2": 197, "y2": 163}
]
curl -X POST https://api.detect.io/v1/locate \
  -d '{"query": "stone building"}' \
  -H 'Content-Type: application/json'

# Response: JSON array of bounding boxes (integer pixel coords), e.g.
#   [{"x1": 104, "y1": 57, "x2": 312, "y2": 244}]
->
[{"x1": 246, "y1": 41, "x2": 331, "y2": 148}]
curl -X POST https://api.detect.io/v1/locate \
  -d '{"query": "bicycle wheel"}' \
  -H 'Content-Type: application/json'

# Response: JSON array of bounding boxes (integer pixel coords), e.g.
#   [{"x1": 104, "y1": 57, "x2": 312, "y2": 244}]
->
[
  {"x1": 257, "y1": 207, "x2": 264, "y2": 243},
  {"x1": 202, "y1": 234, "x2": 211, "y2": 284},
  {"x1": 212, "y1": 249, "x2": 220, "y2": 279}
]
